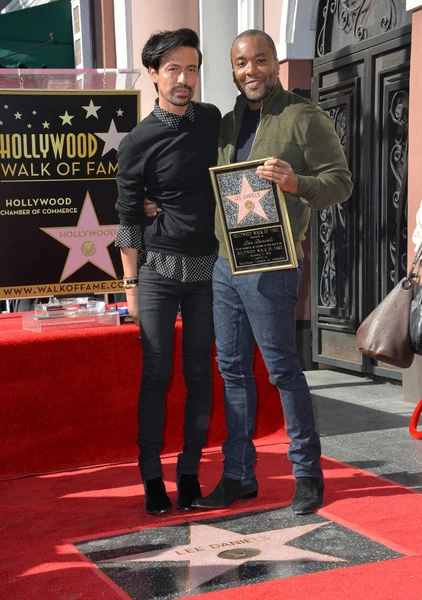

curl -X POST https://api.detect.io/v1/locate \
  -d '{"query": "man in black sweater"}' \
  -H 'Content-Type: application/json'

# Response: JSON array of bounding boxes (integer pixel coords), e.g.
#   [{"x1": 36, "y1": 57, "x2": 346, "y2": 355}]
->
[{"x1": 115, "y1": 29, "x2": 221, "y2": 515}]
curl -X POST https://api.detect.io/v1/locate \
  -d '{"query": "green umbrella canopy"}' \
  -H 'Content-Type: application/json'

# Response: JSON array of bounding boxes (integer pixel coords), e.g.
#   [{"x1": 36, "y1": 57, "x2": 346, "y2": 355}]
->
[{"x1": 0, "y1": 0, "x2": 74, "y2": 68}]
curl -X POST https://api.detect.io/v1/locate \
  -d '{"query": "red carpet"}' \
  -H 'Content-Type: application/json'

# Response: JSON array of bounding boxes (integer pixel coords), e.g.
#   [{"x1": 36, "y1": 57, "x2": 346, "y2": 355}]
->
[
  {"x1": 0, "y1": 313, "x2": 283, "y2": 479},
  {"x1": 1, "y1": 440, "x2": 422, "y2": 600}
]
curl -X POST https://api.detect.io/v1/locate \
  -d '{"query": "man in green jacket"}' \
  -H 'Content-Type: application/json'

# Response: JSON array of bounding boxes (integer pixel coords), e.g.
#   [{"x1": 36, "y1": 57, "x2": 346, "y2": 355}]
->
[{"x1": 192, "y1": 30, "x2": 352, "y2": 514}]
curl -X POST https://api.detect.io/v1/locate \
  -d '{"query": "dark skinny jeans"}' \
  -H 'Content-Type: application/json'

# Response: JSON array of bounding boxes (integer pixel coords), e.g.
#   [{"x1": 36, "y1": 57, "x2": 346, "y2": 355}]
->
[{"x1": 137, "y1": 264, "x2": 214, "y2": 481}]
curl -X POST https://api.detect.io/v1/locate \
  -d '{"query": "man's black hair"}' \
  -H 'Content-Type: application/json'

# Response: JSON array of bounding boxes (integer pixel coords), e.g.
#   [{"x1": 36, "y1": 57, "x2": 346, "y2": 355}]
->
[
  {"x1": 231, "y1": 29, "x2": 278, "y2": 61},
  {"x1": 142, "y1": 28, "x2": 203, "y2": 72}
]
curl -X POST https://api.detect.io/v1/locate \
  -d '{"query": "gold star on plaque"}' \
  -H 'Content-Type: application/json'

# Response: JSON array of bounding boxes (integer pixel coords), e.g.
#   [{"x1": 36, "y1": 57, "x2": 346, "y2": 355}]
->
[
  {"x1": 82, "y1": 99, "x2": 101, "y2": 119},
  {"x1": 59, "y1": 111, "x2": 74, "y2": 126},
  {"x1": 116, "y1": 108, "x2": 124, "y2": 116},
  {"x1": 14, "y1": 111, "x2": 22, "y2": 120},
  {"x1": 4, "y1": 104, "x2": 8, "y2": 109},
  {"x1": 42, "y1": 121, "x2": 50, "y2": 129},
  {"x1": 0, "y1": 121, "x2": 3, "y2": 126},
  {"x1": 32, "y1": 110, "x2": 37, "y2": 115},
  {"x1": 27, "y1": 124, "x2": 32, "y2": 129}
]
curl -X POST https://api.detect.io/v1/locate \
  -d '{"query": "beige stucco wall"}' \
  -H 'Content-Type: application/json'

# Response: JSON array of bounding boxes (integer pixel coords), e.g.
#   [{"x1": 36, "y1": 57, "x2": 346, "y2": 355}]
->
[
  {"x1": 263, "y1": 0, "x2": 283, "y2": 47},
  {"x1": 130, "y1": 0, "x2": 199, "y2": 118},
  {"x1": 279, "y1": 60, "x2": 312, "y2": 91},
  {"x1": 92, "y1": 0, "x2": 117, "y2": 68}
]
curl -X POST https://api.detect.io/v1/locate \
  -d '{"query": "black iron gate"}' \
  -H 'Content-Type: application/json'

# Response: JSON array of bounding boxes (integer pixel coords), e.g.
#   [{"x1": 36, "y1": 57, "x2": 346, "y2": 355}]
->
[{"x1": 311, "y1": 0, "x2": 411, "y2": 380}]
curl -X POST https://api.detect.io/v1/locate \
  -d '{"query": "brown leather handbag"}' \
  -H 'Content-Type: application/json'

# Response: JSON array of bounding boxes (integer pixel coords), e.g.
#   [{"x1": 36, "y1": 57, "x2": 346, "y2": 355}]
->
[{"x1": 356, "y1": 244, "x2": 422, "y2": 369}]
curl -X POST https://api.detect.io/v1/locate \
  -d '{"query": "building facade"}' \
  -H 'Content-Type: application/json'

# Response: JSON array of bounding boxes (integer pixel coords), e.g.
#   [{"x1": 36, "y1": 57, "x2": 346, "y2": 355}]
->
[
  {"x1": 69, "y1": 0, "x2": 422, "y2": 398},
  {"x1": 2, "y1": 0, "x2": 422, "y2": 399}
]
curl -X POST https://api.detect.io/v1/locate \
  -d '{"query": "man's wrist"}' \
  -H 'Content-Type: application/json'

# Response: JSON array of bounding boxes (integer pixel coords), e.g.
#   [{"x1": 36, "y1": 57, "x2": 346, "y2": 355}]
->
[
  {"x1": 293, "y1": 174, "x2": 300, "y2": 195},
  {"x1": 290, "y1": 174, "x2": 300, "y2": 195},
  {"x1": 125, "y1": 287, "x2": 138, "y2": 296},
  {"x1": 122, "y1": 276, "x2": 139, "y2": 289}
]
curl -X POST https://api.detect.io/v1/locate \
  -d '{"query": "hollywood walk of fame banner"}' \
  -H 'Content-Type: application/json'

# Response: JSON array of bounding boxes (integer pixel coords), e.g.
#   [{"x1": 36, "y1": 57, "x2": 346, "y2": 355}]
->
[
  {"x1": 0, "y1": 89, "x2": 140, "y2": 299},
  {"x1": 210, "y1": 158, "x2": 298, "y2": 275}
]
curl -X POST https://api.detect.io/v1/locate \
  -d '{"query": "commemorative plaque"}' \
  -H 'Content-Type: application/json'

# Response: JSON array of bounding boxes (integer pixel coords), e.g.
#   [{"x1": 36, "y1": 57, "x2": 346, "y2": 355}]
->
[{"x1": 210, "y1": 158, "x2": 298, "y2": 275}]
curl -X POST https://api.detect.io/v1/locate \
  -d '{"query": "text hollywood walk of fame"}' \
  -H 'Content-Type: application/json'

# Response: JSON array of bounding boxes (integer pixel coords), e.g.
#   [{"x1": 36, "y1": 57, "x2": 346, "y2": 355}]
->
[{"x1": 0, "y1": 94, "x2": 133, "y2": 180}]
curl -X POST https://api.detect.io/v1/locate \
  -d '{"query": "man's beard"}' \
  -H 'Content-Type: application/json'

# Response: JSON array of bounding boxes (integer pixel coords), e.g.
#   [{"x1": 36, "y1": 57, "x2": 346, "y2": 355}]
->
[
  {"x1": 241, "y1": 82, "x2": 271, "y2": 104},
  {"x1": 234, "y1": 76, "x2": 276, "y2": 104},
  {"x1": 168, "y1": 85, "x2": 194, "y2": 106}
]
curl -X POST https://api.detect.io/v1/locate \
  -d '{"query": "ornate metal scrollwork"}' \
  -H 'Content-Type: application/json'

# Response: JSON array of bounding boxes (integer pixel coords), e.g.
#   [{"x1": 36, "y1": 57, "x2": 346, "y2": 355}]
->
[
  {"x1": 387, "y1": 89, "x2": 408, "y2": 286},
  {"x1": 316, "y1": 0, "x2": 408, "y2": 57},
  {"x1": 319, "y1": 206, "x2": 337, "y2": 307},
  {"x1": 318, "y1": 105, "x2": 349, "y2": 309}
]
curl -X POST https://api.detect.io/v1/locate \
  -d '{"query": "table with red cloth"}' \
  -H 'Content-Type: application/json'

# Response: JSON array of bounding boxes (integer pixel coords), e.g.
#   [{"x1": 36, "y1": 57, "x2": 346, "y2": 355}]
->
[{"x1": 0, "y1": 312, "x2": 284, "y2": 480}]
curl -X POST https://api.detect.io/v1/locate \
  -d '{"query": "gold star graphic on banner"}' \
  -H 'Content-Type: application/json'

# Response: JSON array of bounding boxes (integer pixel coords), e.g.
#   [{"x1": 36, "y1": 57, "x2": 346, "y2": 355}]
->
[
  {"x1": 94, "y1": 119, "x2": 129, "y2": 156},
  {"x1": 14, "y1": 111, "x2": 22, "y2": 120},
  {"x1": 27, "y1": 124, "x2": 32, "y2": 129},
  {"x1": 40, "y1": 191, "x2": 118, "y2": 281},
  {"x1": 82, "y1": 99, "x2": 101, "y2": 119},
  {"x1": 4, "y1": 104, "x2": 8, "y2": 109},
  {"x1": 59, "y1": 111, "x2": 74, "y2": 126},
  {"x1": 32, "y1": 110, "x2": 37, "y2": 115},
  {"x1": 116, "y1": 108, "x2": 124, "y2": 116},
  {"x1": 42, "y1": 121, "x2": 50, "y2": 129}
]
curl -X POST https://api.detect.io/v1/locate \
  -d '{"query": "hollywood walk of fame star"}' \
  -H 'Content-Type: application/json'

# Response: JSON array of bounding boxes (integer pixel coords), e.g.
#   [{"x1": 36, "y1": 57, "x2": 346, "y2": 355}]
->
[
  {"x1": 101, "y1": 522, "x2": 345, "y2": 591},
  {"x1": 42, "y1": 121, "x2": 50, "y2": 129},
  {"x1": 82, "y1": 99, "x2": 101, "y2": 119},
  {"x1": 59, "y1": 111, "x2": 74, "y2": 126},
  {"x1": 116, "y1": 108, "x2": 124, "y2": 116},
  {"x1": 225, "y1": 174, "x2": 270, "y2": 224},
  {"x1": 14, "y1": 111, "x2": 22, "y2": 120},
  {"x1": 40, "y1": 191, "x2": 118, "y2": 282},
  {"x1": 94, "y1": 119, "x2": 128, "y2": 156}
]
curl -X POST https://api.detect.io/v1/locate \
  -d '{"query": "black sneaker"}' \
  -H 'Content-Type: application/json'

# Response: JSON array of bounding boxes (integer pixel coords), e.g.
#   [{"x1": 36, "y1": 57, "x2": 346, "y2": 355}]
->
[
  {"x1": 176, "y1": 474, "x2": 201, "y2": 510},
  {"x1": 191, "y1": 477, "x2": 258, "y2": 509},
  {"x1": 291, "y1": 477, "x2": 324, "y2": 515},
  {"x1": 143, "y1": 477, "x2": 172, "y2": 515}
]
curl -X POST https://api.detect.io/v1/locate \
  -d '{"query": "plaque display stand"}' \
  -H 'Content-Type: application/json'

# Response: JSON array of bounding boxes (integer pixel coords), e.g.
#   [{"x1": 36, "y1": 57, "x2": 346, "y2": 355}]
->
[{"x1": 22, "y1": 297, "x2": 120, "y2": 332}]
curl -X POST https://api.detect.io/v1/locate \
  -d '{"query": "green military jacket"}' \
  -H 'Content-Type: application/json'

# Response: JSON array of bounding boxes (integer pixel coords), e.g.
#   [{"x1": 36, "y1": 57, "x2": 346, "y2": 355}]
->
[{"x1": 216, "y1": 81, "x2": 353, "y2": 259}]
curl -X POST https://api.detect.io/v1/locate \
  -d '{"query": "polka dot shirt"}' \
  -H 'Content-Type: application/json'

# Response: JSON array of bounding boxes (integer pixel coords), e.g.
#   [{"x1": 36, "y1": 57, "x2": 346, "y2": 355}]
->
[{"x1": 115, "y1": 100, "x2": 216, "y2": 283}]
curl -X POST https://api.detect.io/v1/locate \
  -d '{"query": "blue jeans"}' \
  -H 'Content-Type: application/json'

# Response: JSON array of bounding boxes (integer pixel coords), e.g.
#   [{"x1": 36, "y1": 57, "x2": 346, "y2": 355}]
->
[{"x1": 212, "y1": 257, "x2": 322, "y2": 481}]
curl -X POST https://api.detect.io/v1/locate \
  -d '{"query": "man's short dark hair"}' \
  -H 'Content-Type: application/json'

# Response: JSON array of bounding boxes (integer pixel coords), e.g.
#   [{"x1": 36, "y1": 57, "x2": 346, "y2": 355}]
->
[
  {"x1": 231, "y1": 29, "x2": 278, "y2": 62},
  {"x1": 142, "y1": 28, "x2": 203, "y2": 72}
]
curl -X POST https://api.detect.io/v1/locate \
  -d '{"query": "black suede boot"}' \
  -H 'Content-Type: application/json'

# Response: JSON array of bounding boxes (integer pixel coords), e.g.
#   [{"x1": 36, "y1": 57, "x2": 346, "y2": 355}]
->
[
  {"x1": 191, "y1": 477, "x2": 258, "y2": 509},
  {"x1": 143, "y1": 477, "x2": 172, "y2": 515},
  {"x1": 291, "y1": 477, "x2": 324, "y2": 515},
  {"x1": 176, "y1": 474, "x2": 201, "y2": 510}
]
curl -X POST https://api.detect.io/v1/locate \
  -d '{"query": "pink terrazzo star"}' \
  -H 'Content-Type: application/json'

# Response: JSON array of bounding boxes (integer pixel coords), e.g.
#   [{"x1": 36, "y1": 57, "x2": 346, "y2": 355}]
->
[
  {"x1": 102, "y1": 522, "x2": 345, "y2": 591},
  {"x1": 40, "y1": 192, "x2": 118, "y2": 281},
  {"x1": 225, "y1": 174, "x2": 270, "y2": 224}
]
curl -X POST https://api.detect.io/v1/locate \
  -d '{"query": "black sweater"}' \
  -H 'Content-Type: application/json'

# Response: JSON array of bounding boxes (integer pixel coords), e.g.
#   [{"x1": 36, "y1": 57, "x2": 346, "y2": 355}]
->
[{"x1": 115, "y1": 102, "x2": 221, "y2": 256}]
